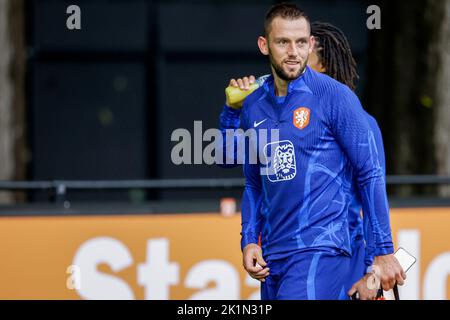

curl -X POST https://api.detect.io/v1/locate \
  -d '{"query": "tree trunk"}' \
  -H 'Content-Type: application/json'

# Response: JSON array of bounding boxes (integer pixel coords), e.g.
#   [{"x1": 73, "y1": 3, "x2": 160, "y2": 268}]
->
[
  {"x1": 0, "y1": 0, "x2": 27, "y2": 203},
  {"x1": 364, "y1": 0, "x2": 449, "y2": 197},
  {"x1": 434, "y1": 1, "x2": 450, "y2": 196}
]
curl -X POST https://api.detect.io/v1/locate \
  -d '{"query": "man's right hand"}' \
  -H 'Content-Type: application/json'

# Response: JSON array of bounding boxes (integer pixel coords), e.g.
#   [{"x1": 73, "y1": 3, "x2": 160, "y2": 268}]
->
[
  {"x1": 242, "y1": 243, "x2": 270, "y2": 282},
  {"x1": 226, "y1": 76, "x2": 256, "y2": 109},
  {"x1": 347, "y1": 273, "x2": 378, "y2": 300}
]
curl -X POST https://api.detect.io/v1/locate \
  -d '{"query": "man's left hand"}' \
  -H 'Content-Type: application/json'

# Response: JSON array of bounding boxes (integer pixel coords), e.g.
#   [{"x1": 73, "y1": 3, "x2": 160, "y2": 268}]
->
[{"x1": 373, "y1": 254, "x2": 407, "y2": 291}]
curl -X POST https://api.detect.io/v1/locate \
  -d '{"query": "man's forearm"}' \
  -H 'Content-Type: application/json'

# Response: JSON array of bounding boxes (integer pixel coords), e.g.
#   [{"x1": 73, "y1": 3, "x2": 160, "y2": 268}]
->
[
  {"x1": 218, "y1": 105, "x2": 242, "y2": 168},
  {"x1": 359, "y1": 177, "x2": 394, "y2": 265},
  {"x1": 240, "y1": 184, "x2": 263, "y2": 251}
]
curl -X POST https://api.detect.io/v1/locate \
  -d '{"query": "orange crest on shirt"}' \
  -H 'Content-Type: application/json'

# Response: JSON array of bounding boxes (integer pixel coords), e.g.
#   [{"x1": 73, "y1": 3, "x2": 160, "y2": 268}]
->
[{"x1": 293, "y1": 107, "x2": 310, "y2": 130}]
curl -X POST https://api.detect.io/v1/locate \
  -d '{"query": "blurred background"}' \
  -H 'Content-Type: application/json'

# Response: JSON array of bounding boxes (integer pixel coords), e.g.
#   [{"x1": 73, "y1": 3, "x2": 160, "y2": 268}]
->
[{"x1": 0, "y1": 0, "x2": 449, "y2": 300}]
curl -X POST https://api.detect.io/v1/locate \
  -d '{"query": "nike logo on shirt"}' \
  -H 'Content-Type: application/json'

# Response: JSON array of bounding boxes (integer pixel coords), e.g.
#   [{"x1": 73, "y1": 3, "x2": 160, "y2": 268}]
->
[{"x1": 254, "y1": 119, "x2": 267, "y2": 127}]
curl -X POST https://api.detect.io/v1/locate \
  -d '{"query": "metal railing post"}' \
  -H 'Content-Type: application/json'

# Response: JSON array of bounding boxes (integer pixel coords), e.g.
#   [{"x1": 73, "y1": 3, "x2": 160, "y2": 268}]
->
[{"x1": 54, "y1": 181, "x2": 67, "y2": 204}]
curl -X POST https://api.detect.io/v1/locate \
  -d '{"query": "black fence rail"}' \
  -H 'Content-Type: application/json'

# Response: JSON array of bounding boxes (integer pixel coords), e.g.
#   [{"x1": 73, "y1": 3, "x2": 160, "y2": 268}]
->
[{"x1": 0, "y1": 176, "x2": 449, "y2": 203}]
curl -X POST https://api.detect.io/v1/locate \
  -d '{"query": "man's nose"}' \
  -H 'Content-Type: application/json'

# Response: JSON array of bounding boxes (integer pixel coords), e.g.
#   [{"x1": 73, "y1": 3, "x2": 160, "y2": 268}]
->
[{"x1": 287, "y1": 42, "x2": 298, "y2": 57}]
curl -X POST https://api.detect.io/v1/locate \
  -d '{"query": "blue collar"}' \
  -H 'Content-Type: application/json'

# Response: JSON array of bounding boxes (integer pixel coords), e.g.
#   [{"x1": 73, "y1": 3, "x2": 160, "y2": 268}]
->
[{"x1": 263, "y1": 66, "x2": 313, "y2": 104}]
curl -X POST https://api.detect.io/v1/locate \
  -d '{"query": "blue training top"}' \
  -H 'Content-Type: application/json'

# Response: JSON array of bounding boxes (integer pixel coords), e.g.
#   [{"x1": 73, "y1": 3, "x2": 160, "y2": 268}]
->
[{"x1": 219, "y1": 66, "x2": 393, "y2": 264}]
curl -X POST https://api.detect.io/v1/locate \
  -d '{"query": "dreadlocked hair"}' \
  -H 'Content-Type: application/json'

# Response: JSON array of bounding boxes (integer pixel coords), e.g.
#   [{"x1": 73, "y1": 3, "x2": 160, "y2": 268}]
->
[{"x1": 311, "y1": 21, "x2": 359, "y2": 91}]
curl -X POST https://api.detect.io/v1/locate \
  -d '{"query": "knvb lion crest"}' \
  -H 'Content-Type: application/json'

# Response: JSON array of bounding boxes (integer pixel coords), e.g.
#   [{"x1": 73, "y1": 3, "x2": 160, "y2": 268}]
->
[
  {"x1": 293, "y1": 107, "x2": 310, "y2": 130},
  {"x1": 263, "y1": 140, "x2": 296, "y2": 182}
]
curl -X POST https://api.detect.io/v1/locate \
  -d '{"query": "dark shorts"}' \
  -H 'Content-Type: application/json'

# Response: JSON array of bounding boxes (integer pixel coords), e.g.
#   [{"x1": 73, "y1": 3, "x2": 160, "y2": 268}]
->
[
  {"x1": 261, "y1": 249, "x2": 351, "y2": 300},
  {"x1": 345, "y1": 239, "x2": 367, "y2": 293}
]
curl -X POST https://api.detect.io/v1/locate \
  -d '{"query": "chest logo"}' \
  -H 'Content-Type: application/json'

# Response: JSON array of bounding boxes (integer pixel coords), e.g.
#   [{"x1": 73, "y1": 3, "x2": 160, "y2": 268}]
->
[
  {"x1": 263, "y1": 140, "x2": 296, "y2": 182},
  {"x1": 253, "y1": 119, "x2": 267, "y2": 128},
  {"x1": 293, "y1": 107, "x2": 310, "y2": 130}
]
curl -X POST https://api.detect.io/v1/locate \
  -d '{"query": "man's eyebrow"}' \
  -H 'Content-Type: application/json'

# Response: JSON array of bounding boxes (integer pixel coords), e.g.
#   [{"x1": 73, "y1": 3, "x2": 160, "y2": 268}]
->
[
  {"x1": 273, "y1": 37, "x2": 289, "y2": 41},
  {"x1": 273, "y1": 36, "x2": 309, "y2": 41}
]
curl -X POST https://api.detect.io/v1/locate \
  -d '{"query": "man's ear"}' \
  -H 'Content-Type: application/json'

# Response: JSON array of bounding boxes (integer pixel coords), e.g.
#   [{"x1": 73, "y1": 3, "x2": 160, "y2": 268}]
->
[
  {"x1": 308, "y1": 35, "x2": 315, "y2": 55},
  {"x1": 258, "y1": 36, "x2": 269, "y2": 56}
]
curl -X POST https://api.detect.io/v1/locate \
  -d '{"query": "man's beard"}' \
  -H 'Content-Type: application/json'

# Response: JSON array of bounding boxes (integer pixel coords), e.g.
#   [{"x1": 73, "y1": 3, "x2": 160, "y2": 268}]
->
[{"x1": 269, "y1": 49, "x2": 307, "y2": 81}]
